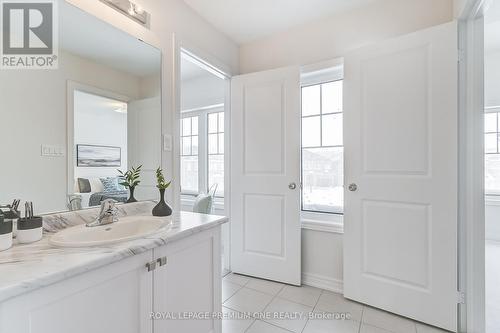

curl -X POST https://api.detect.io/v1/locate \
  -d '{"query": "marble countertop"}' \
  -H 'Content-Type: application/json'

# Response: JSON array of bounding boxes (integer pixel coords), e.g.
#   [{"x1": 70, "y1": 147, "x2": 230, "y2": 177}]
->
[{"x1": 0, "y1": 202, "x2": 228, "y2": 303}]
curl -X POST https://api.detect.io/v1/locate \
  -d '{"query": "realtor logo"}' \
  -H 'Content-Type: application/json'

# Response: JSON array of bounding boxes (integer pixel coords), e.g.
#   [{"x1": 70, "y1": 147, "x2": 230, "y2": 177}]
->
[{"x1": 1, "y1": 0, "x2": 58, "y2": 69}]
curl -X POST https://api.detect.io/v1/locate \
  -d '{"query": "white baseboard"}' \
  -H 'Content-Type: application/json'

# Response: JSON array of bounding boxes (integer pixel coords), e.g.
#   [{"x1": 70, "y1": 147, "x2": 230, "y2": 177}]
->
[{"x1": 302, "y1": 272, "x2": 343, "y2": 294}]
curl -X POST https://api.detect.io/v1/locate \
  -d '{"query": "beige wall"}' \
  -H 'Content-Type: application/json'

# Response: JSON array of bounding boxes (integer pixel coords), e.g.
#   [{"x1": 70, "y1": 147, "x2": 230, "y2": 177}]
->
[{"x1": 239, "y1": 0, "x2": 454, "y2": 74}]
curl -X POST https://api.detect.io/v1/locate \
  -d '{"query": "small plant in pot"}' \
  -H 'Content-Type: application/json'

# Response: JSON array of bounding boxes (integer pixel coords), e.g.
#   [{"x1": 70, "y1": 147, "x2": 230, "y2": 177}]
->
[
  {"x1": 152, "y1": 167, "x2": 172, "y2": 217},
  {"x1": 118, "y1": 165, "x2": 142, "y2": 203}
]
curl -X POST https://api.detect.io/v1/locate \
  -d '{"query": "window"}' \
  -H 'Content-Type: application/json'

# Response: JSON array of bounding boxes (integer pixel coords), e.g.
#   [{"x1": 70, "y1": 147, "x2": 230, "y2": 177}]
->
[
  {"x1": 180, "y1": 110, "x2": 224, "y2": 197},
  {"x1": 208, "y1": 112, "x2": 225, "y2": 197},
  {"x1": 180, "y1": 116, "x2": 199, "y2": 194},
  {"x1": 301, "y1": 80, "x2": 343, "y2": 214},
  {"x1": 485, "y1": 110, "x2": 500, "y2": 194}
]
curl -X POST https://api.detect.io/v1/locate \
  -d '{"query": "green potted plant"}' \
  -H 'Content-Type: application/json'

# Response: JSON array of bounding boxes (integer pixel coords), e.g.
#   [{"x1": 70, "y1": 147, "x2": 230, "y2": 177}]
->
[
  {"x1": 118, "y1": 165, "x2": 142, "y2": 203},
  {"x1": 152, "y1": 167, "x2": 172, "y2": 217}
]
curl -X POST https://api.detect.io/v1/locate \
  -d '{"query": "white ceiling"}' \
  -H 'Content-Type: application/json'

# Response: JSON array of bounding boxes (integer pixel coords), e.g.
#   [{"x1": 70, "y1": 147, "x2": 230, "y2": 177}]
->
[
  {"x1": 485, "y1": 0, "x2": 500, "y2": 52},
  {"x1": 61, "y1": 2, "x2": 160, "y2": 77},
  {"x1": 182, "y1": 0, "x2": 380, "y2": 44},
  {"x1": 74, "y1": 91, "x2": 128, "y2": 116},
  {"x1": 181, "y1": 55, "x2": 209, "y2": 81},
  {"x1": 180, "y1": 52, "x2": 224, "y2": 81}
]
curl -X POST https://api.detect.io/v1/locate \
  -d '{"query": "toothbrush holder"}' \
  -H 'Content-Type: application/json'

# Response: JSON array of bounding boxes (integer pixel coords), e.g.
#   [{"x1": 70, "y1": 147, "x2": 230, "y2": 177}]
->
[
  {"x1": 17, "y1": 217, "x2": 43, "y2": 244},
  {"x1": 0, "y1": 215, "x2": 13, "y2": 251},
  {"x1": 3, "y1": 210, "x2": 20, "y2": 238}
]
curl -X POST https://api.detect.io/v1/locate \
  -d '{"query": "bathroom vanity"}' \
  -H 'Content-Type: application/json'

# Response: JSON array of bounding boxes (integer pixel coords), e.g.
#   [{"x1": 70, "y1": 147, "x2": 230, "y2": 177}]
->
[
  {"x1": 0, "y1": 202, "x2": 228, "y2": 333},
  {"x1": 0, "y1": 2, "x2": 229, "y2": 332}
]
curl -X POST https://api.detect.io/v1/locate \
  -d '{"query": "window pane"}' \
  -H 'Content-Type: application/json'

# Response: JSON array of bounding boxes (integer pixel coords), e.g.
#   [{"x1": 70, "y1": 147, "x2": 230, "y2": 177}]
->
[
  {"x1": 485, "y1": 113, "x2": 497, "y2": 132},
  {"x1": 302, "y1": 147, "x2": 344, "y2": 214},
  {"x1": 486, "y1": 154, "x2": 500, "y2": 194},
  {"x1": 322, "y1": 81, "x2": 343, "y2": 114},
  {"x1": 208, "y1": 113, "x2": 218, "y2": 133},
  {"x1": 218, "y1": 133, "x2": 225, "y2": 154},
  {"x1": 302, "y1": 85, "x2": 320, "y2": 116},
  {"x1": 322, "y1": 113, "x2": 343, "y2": 146},
  {"x1": 192, "y1": 117, "x2": 199, "y2": 135},
  {"x1": 192, "y1": 135, "x2": 199, "y2": 155},
  {"x1": 182, "y1": 118, "x2": 191, "y2": 136},
  {"x1": 181, "y1": 156, "x2": 198, "y2": 193},
  {"x1": 208, "y1": 134, "x2": 218, "y2": 154},
  {"x1": 485, "y1": 133, "x2": 498, "y2": 153},
  {"x1": 209, "y1": 155, "x2": 225, "y2": 197},
  {"x1": 302, "y1": 116, "x2": 321, "y2": 147},
  {"x1": 182, "y1": 137, "x2": 191, "y2": 155},
  {"x1": 218, "y1": 112, "x2": 225, "y2": 133}
]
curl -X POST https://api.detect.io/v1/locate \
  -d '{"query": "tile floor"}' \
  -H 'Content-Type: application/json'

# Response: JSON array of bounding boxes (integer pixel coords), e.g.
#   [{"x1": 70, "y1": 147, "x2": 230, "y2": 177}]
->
[{"x1": 222, "y1": 273, "x2": 451, "y2": 333}]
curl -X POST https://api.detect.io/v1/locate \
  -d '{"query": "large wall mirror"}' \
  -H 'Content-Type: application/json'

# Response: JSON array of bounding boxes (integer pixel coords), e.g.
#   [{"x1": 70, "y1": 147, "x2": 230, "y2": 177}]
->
[{"x1": 0, "y1": 2, "x2": 162, "y2": 214}]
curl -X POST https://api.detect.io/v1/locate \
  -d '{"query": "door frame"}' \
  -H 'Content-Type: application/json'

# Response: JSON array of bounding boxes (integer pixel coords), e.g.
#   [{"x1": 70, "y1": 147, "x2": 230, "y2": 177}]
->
[
  {"x1": 173, "y1": 35, "x2": 233, "y2": 272},
  {"x1": 457, "y1": 0, "x2": 489, "y2": 332}
]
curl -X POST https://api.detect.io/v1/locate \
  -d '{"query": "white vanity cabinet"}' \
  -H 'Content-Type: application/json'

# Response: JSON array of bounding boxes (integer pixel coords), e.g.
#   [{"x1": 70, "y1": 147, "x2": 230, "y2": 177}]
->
[
  {"x1": 0, "y1": 226, "x2": 222, "y2": 333},
  {"x1": 0, "y1": 251, "x2": 154, "y2": 333},
  {"x1": 153, "y1": 226, "x2": 222, "y2": 333}
]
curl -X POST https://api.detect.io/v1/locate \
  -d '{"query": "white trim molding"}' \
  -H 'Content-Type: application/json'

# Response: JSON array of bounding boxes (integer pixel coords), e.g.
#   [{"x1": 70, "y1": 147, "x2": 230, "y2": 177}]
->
[
  {"x1": 302, "y1": 272, "x2": 343, "y2": 294},
  {"x1": 485, "y1": 195, "x2": 500, "y2": 206},
  {"x1": 485, "y1": 105, "x2": 500, "y2": 113},
  {"x1": 301, "y1": 211, "x2": 344, "y2": 234},
  {"x1": 301, "y1": 220, "x2": 343, "y2": 234},
  {"x1": 300, "y1": 58, "x2": 344, "y2": 86},
  {"x1": 458, "y1": 2, "x2": 487, "y2": 331}
]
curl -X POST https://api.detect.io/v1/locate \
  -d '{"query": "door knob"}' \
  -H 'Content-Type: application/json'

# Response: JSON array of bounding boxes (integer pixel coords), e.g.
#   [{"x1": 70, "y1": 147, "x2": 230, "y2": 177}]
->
[
  {"x1": 289, "y1": 182, "x2": 297, "y2": 190},
  {"x1": 348, "y1": 183, "x2": 358, "y2": 192}
]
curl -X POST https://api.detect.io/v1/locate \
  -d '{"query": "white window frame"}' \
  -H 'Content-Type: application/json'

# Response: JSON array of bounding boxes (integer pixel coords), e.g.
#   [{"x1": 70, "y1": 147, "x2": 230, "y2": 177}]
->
[
  {"x1": 484, "y1": 105, "x2": 500, "y2": 196},
  {"x1": 207, "y1": 111, "x2": 225, "y2": 197},
  {"x1": 300, "y1": 59, "x2": 344, "y2": 233},
  {"x1": 180, "y1": 104, "x2": 225, "y2": 199},
  {"x1": 180, "y1": 115, "x2": 201, "y2": 195}
]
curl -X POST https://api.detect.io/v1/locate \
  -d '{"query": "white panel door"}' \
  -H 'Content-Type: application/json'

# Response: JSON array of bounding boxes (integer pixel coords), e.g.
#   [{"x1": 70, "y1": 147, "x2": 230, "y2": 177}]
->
[
  {"x1": 343, "y1": 22, "x2": 458, "y2": 331},
  {"x1": 231, "y1": 66, "x2": 301, "y2": 285}
]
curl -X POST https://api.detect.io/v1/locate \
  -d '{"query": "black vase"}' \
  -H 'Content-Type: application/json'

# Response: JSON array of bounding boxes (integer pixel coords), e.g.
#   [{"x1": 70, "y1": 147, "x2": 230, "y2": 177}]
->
[
  {"x1": 127, "y1": 186, "x2": 138, "y2": 203},
  {"x1": 152, "y1": 189, "x2": 172, "y2": 217}
]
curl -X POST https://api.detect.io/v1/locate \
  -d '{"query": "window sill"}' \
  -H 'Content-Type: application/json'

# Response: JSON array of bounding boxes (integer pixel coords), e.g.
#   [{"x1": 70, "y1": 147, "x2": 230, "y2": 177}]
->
[
  {"x1": 485, "y1": 194, "x2": 500, "y2": 206},
  {"x1": 301, "y1": 212, "x2": 344, "y2": 234}
]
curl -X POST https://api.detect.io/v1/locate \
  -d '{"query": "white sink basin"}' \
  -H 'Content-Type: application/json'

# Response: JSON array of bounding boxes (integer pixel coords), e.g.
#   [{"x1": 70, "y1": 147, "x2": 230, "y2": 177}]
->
[{"x1": 49, "y1": 216, "x2": 171, "y2": 247}]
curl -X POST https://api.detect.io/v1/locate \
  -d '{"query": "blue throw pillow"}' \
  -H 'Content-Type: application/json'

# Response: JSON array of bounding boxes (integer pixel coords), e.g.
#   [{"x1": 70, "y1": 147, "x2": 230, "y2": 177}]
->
[{"x1": 100, "y1": 177, "x2": 120, "y2": 192}]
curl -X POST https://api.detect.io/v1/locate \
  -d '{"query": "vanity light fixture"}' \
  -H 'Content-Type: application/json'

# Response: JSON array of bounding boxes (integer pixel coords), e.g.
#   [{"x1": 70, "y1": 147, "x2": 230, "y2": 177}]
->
[{"x1": 100, "y1": 0, "x2": 149, "y2": 25}]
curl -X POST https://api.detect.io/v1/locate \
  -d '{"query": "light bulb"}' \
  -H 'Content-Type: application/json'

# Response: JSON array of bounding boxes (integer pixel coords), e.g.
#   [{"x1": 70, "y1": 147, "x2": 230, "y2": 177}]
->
[{"x1": 128, "y1": 4, "x2": 135, "y2": 15}]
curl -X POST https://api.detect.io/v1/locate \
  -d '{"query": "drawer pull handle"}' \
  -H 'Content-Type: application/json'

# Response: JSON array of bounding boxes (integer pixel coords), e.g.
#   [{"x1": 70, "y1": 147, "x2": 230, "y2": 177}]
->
[
  {"x1": 146, "y1": 261, "x2": 157, "y2": 272},
  {"x1": 157, "y1": 256, "x2": 167, "y2": 267}
]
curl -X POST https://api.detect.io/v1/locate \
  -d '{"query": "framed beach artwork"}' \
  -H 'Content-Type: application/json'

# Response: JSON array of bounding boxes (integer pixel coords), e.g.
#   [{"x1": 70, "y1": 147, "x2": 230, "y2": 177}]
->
[{"x1": 76, "y1": 145, "x2": 121, "y2": 167}]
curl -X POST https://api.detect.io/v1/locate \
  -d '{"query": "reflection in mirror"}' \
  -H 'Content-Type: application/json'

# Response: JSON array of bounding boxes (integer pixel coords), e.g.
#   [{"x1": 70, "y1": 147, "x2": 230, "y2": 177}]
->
[{"x1": 0, "y1": 2, "x2": 161, "y2": 214}]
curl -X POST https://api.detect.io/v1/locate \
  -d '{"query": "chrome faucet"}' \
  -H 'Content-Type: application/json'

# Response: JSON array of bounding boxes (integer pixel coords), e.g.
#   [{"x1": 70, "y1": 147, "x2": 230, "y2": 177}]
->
[{"x1": 86, "y1": 199, "x2": 118, "y2": 227}]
